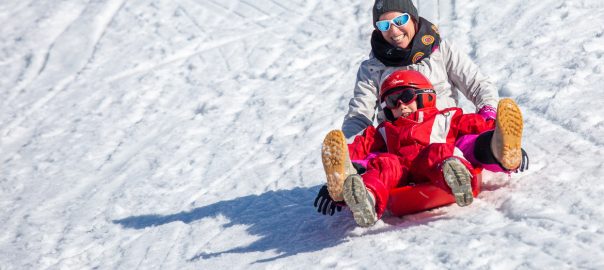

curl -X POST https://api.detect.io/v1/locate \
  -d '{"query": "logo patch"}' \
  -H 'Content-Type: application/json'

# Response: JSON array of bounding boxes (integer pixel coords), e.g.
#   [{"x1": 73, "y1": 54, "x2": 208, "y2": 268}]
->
[
  {"x1": 390, "y1": 79, "x2": 406, "y2": 85},
  {"x1": 376, "y1": 0, "x2": 383, "y2": 10},
  {"x1": 421, "y1": 35, "x2": 435, "y2": 46},
  {"x1": 412, "y1": 52, "x2": 425, "y2": 63}
]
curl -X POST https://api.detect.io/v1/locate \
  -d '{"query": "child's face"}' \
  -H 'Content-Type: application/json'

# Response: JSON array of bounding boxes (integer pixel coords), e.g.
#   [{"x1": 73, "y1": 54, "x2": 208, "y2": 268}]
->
[{"x1": 391, "y1": 100, "x2": 418, "y2": 119}]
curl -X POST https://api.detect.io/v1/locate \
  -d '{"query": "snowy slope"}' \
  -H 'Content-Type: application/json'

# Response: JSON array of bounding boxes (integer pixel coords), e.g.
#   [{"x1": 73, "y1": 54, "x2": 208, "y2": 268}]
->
[{"x1": 1, "y1": 0, "x2": 603, "y2": 269}]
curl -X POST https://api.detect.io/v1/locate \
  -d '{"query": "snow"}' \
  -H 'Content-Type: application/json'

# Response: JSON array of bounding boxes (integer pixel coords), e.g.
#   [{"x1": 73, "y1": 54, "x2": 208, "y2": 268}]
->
[{"x1": 1, "y1": 0, "x2": 603, "y2": 269}]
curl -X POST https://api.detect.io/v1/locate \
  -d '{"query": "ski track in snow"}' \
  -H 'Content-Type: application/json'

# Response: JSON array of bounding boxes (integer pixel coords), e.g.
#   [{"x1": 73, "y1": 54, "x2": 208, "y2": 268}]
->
[{"x1": 1, "y1": 0, "x2": 603, "y2": 269}]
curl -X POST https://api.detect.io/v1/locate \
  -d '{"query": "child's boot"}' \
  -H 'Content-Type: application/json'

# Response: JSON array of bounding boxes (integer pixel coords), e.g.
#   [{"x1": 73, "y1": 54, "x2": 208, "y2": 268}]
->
[
  {"x1": 322, "y1": 130, "x2": 356, "y2": 201},
  {"x1": 342, "y1": 174, "x2": 378, "y2": 227},
  {"x1": 491, "y1": 98, "x2": 524, "y2": 170},
  {"x1": 442, "y1": 157, "x2": 474, "y2": 207}
]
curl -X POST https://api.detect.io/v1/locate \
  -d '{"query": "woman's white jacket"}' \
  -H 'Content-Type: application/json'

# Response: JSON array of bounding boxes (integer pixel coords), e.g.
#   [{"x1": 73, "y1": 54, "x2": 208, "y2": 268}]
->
[{"x1": 342, "y1": 39, "x2": 499, "y2": 139}]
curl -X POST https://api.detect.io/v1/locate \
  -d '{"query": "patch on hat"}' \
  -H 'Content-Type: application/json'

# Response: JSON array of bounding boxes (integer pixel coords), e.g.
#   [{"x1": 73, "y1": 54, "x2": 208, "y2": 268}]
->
[
  {"x1": 421, "y1": 35, "x2": 435, "y2": 46},
  {"x1": 412, "y1": 52, "x2": 425, "y2": 63},
  {"x1": 376, "y1": 0, "x2": 383, "y2": 10}
]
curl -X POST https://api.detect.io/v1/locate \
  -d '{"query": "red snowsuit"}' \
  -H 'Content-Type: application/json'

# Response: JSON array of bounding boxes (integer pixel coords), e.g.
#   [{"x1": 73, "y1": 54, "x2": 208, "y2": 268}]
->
[{"x1": 348, "y1": 107, "x2": 495, "y2": 217}]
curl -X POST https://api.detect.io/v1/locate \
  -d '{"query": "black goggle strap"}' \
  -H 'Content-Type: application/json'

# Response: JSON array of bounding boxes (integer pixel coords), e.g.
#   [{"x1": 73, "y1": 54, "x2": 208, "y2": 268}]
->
[{"x1": 415, "y1": 89, "x2": 436, "y2": 95}]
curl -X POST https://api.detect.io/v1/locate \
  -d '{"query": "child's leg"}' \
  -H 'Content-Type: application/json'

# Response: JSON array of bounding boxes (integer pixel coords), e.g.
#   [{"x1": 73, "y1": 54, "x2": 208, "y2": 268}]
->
[
  {"x1": 350, "y1": 152, "x2": 378, "y2": 171},
  {"x1": 492, "y1": 98, "x2": 524, "y2": 170},
  {"x1": 321, "y1": 130, "x2": 357, "y2": 201},
  {"x1": 457, "y1": 98, "x2": 524, "y2": 172},
  {"x1": 343, "y1": 174, "x2": 377, "y2": 227},
  {"x1": 456, "y1": 132, "x2": 509, "y2": 173},
  {"x1": 441, "y1": 157, "x2": 474, "y2": 206},
  {"x1": 409, "y1": 144, "x2": 476, "y2": 207},
  {"x1": 360, "y1": 153, "x2": 407, "y2": 219}
]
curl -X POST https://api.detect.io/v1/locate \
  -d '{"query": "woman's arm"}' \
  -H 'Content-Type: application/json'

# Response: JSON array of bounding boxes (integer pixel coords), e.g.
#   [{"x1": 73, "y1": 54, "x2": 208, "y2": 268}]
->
[
  {"x1": 442, "y1": 40, "x2": 499, "y2": 110},
  {"x1": 342, "y1": 60, "x2": 380, "y2": 139}
]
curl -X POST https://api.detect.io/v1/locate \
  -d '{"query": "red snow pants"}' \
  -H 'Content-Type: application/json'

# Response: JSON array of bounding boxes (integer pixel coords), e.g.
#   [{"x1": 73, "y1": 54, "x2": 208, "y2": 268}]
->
[{"x1": 362, "y1": 143, "x2": 481, "y2": 218}]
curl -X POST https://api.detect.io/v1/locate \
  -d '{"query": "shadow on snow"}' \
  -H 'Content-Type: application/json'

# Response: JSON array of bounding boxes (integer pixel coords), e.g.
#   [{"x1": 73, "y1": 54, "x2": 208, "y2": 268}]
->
[{"x1": 112, "y1": 185, "x2": 447, "y2": 263}]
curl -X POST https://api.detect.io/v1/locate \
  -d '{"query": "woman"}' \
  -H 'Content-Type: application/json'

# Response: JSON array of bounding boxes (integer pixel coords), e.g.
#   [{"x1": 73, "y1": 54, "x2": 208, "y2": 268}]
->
[{"x1": 342, "y1": 0, "x2": 499, "y2": 139}]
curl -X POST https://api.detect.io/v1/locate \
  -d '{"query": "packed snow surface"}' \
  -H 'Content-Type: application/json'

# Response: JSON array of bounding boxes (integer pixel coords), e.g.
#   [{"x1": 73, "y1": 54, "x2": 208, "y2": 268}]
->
[{"x1": 1, "y1": 0, "x2": 603, "y2": 269}]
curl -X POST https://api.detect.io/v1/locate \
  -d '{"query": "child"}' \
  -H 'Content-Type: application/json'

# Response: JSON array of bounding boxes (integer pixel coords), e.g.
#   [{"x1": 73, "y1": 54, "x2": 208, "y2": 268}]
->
[{"x1": 317, "y1": 70, "x2": 526, "y2": 227}]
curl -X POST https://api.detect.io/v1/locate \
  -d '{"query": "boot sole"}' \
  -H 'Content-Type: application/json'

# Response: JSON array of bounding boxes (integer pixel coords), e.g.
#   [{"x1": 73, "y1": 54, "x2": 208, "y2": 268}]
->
[
  {"x1": 442, "y1": 158, "x2": 474, "y2": 207},
  {"x1": 495, "y1": 98, "x2": 524, "y2": 170},
  {"x1": 321, "y1": 130, "x2": 351, "y2": 202},
  {"x1": 343, "y1": 175, "x2": 377, "y2": 227}
]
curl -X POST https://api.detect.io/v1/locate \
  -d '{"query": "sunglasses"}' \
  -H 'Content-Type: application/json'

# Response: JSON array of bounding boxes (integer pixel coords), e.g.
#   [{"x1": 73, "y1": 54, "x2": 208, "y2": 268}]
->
[
  {"x1": 382, "y1": 87, "x2": 417, "y2": 109},
  {"x1": 375, "y1": 13, "x2": 411, "y2": 32}
]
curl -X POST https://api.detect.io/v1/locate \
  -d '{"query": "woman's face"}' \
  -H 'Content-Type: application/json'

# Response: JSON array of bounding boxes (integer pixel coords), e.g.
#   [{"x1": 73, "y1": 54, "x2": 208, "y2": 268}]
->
[{"x1": 378, "y1": 11, "x2": 416, "y2": 49}]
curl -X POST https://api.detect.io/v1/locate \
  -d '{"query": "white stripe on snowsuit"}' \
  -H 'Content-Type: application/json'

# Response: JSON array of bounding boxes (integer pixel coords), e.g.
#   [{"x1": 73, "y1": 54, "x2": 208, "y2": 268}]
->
[{"x1": 429, "y1": 110, "x2": 456, "y2": 144}]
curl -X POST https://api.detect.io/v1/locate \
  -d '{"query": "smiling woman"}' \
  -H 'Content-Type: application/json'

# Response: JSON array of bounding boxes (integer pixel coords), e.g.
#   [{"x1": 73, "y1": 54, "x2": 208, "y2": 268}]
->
[{"x1": 342, "y1": 0, "x2": 501, "y2": 140}]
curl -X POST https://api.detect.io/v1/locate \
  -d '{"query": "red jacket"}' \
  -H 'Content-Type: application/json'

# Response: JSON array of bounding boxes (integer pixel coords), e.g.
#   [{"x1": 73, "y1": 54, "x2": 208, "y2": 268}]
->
[{"x1": 348, "y1": 107, "x2": 495, "y2": 169}]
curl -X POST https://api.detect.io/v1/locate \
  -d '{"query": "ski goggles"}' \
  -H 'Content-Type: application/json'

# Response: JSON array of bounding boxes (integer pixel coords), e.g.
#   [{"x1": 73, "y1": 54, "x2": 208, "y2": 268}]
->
[
  {"x1": 375, "y1": 13, "x2": 411, "y2": 32},
  {"x1": 382, "y1": 87, "x2": 417, "y2": 109}
]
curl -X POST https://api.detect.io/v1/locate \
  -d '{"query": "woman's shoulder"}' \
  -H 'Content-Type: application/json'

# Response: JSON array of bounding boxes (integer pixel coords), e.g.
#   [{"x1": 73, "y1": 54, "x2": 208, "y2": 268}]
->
[{"x1": 435, "y1": 39, "x2": 464, "y2": 55}]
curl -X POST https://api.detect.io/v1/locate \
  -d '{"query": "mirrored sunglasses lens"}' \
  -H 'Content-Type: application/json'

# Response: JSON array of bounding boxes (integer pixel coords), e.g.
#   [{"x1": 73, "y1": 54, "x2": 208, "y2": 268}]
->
[
  {"x1": 393, "y1": 14, "x2": 410, "y2": 26},
  {"x1": 376, "y1": 21, "x2": 390, "y2": 31}
]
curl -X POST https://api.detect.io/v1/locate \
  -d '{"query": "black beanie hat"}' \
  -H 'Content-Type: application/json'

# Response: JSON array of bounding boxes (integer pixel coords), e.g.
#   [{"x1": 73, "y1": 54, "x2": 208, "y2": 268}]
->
[{"x1": 372, "y1": 0, "x2": 419, "y2": 26}]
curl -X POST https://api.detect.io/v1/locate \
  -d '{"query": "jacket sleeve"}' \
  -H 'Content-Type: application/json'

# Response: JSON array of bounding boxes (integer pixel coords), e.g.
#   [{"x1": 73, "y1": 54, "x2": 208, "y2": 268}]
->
[
  {"x1": 348, "y1": 125, "x2": 386, "y2": 161},
  {"x1": 342, "y1": 60, "x2": 380, "y2": 140},
  {"x1": 457, "y1": 113, "x2": 496, "y2": 137},
  {"x1": 442, "y1": 40, "x2": 499, "y2": 110}
]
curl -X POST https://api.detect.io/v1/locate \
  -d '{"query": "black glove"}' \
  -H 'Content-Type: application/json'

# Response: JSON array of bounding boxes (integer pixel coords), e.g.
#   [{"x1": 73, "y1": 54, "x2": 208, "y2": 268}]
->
[{"x1": 313, "y1": 185, "x2": 342, "y2": 216}]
